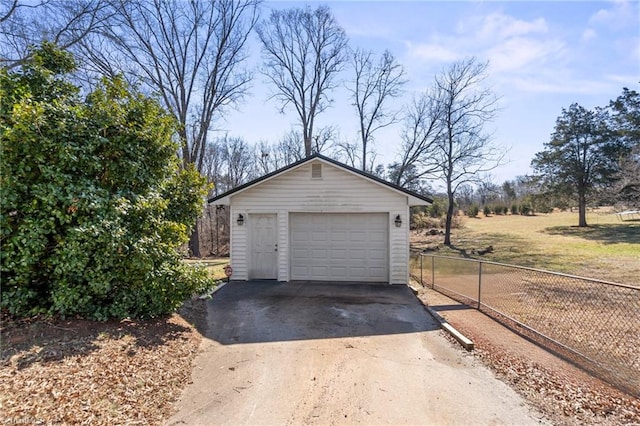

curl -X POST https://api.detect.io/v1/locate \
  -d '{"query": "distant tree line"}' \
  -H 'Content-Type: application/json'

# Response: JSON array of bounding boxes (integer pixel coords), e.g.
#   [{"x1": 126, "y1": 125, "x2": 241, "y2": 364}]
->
[{"x1": 2, "y1": 1, "x2": 637, "y2": 251}]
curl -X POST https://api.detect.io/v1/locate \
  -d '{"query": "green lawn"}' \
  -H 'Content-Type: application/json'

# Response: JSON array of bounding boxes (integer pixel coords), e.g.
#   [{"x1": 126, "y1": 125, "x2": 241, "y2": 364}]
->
[
  {"x1": 412, "y1": 208, "x2": 640, "y2": 286},
  {"x1": 184, "y1": 257, "x2": 229, "y2": 281}
]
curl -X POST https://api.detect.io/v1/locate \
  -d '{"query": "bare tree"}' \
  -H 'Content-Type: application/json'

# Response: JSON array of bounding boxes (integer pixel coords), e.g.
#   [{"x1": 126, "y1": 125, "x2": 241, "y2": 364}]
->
[
  {"x1": 333, "y1": 139, "x2": 359, "y2": 168},
  {"x1": 276, "y1": 128, "x2": 306, "y2": 165},
  {"x1": 256, "y1": 5, "x2": 348, "y2": 157},
  {"x1": 222, "y1": 136, "x2": 255, "y2": 189},
  {"x1": 202, "y1": 139, "x2": 226, "y2": 196},
  {"x1": 311, "y1": 125, "x2": 337, "y2": 155},
  {"x1": 255, "y1": 140, "x2": 274, "y2": 175},
  {"x1": 76, "y1": 0, "x2": 259, "y2": 257},
  {"x1": 0, "y1": 0, "x2": 109, "y2": 69},
  {"x1": 79, "y1": 0, "x2": 259, "y2": 172},
  {"x1": 392, "y1": 91, "x2": 443, "y2": 187},
  {"x1": 433, "y1": 58, "x2": 503, "y2": 244},
  {"x1": 348, "y1": 48, "x2": 405, "y2": 171}
]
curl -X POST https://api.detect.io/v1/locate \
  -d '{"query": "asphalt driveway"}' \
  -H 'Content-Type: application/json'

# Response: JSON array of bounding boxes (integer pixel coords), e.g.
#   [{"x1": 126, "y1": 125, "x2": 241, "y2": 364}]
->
[{"x1": 167, "y1": 281, "x2": 547, "y2": 425}]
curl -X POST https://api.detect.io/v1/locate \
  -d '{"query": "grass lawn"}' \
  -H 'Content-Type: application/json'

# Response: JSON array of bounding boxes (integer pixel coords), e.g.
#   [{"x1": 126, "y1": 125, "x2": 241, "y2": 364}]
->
[
  {"x1": 184, "y1": 257, "x2": 229, "y2": 281},
  {"x1": 411, "y1": 207, "x2": 640, "y2": 286}
]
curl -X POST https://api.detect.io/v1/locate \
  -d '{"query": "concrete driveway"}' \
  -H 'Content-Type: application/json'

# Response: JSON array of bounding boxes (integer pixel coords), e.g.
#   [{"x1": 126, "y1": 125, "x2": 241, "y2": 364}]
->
[{"x1": 167, "y1": 281, "x2": 547, "y2": 425}]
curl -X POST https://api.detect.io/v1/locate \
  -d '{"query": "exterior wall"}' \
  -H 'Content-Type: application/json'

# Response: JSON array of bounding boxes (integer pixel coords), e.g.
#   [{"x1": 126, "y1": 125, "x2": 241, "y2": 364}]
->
[
  {"x1": 229, "y1": 160, "x2": 411, "y2": 284},
  {"x1": 229, "y1": 206, "x2": 249, "y2": 280},
  {"x1": 277, "y1": 210, "x2": 289, "y2": 281},
  {"x1": 388, "y1": 207, "x2": 410, "y2": 284}
]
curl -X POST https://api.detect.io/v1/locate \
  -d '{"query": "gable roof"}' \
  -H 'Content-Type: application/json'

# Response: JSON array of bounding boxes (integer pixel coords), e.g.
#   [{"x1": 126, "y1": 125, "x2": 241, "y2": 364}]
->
[{"x1": 207, "y1": 153, "x2": 433, "y2": 206}]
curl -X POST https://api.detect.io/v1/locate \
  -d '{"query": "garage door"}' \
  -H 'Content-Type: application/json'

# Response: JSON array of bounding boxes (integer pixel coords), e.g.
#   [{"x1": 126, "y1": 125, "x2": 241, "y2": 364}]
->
[{"x1": 290, "y1": 213, "x2": 388, "y2": 282}]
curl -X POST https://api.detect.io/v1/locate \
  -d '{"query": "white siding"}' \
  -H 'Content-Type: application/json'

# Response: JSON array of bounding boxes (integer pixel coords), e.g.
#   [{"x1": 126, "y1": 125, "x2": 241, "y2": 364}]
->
[
  {"x1": 229, "y1": 160, "x2": 413, "y2": 284},
  {"x1": 229, "y1": 207, "x2": 249, "y2": 280},
  {"x1": 277, "y1": 210, "x2": 289, "y2": 281},
  {"x1": 389, "y1": 208, "x2": 410, "y2": 284},
  {"x1": 231, "y1": 162, "x2": 407, "y2": 211}
]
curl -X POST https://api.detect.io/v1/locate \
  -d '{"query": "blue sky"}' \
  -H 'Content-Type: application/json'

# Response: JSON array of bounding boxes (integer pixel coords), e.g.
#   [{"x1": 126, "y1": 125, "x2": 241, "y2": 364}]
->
[{"x1": 222, "y1": 0, "x2": 640, "y2": 183}]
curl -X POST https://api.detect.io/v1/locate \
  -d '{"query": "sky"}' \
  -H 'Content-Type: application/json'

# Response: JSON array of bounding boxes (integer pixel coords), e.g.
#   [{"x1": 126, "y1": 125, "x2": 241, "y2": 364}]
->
[{"x1": 222, "y1": 0, "x2": 640, "y2": 184}]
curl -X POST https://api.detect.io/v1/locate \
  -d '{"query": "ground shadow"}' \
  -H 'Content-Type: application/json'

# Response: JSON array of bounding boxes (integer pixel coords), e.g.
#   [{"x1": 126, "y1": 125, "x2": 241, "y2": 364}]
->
[
  {"x1": 201, "y1": 281, "x2": 439, "y2": 345},
  {"x1": 431, "y1": 304, "x2": 474, "y2": 312},
  {"x1": 543, "y1": 223, "x2": 640, "y2": 244},
  {"x1": 445, "y1": 244, "x2": 473, "y2": 258},
  {"x1": 1, "y1": 315, "x2": 193, "y2": 370}
]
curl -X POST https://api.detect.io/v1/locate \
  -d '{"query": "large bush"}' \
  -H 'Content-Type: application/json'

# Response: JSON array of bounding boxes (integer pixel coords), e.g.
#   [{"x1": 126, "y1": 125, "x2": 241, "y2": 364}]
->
[{"x1": 1, "y1": 44, "x2": 213, "y2": 320}]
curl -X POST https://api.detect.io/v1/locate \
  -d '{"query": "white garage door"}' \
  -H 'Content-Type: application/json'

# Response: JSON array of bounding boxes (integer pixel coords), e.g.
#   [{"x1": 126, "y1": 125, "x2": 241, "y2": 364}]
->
[{"x1": 290, "y1": 213, "x2": 388, "y2": 282}]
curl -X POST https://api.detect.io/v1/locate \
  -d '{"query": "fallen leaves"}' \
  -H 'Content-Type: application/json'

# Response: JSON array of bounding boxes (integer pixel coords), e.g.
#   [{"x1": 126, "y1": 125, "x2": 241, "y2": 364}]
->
[
  {"x1": 454, "y1": 327, "x2": 640, "y2": 426},
  {"x1": 1, "y1": 313, "x2": 202, "y2": 425}
]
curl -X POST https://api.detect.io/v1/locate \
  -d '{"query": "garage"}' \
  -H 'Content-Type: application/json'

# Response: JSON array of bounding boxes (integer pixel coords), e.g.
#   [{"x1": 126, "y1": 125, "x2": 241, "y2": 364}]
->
[
  {"x1": 290, "y1": 213, "x2": 388, "y2": 282},
  {"x1": 207, "y1": 154, "x2": 432, "y2": 284}
]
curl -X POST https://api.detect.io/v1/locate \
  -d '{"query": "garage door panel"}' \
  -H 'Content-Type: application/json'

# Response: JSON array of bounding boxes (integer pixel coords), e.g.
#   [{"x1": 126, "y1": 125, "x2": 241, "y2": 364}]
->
[
  {"x1": 330, "y1": 249, "x2": 347, "y2": 259},
  {"x1": 290, "y1": 213, "x2": 388, "y2": 282},
  {"x1": 311, "y1": 231, "x2": 327, "y2": 241},
  {"x1": 369, "y1": 249, "x2": 386, "y2": 260}
]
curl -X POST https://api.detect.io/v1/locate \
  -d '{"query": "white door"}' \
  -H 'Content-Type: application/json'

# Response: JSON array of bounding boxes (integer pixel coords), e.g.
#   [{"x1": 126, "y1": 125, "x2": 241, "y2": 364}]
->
[
  {"x1": 290, "y1": 213, "x2": 388, "y2": 282},
  {"x1": 250, "y1": 214, "x2": 278, "y2": 279}
]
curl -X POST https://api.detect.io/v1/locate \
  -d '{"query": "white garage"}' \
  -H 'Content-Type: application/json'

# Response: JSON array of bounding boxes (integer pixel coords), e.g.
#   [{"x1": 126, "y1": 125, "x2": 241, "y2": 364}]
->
[{"x1": 208, "y1": 154, "x2": 432, "y2": 285}]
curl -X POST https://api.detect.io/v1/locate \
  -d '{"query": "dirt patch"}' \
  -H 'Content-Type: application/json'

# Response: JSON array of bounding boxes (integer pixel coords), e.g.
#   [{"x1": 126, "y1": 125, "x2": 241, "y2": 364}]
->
[
  {"x1": 0, "y1": 308, "x2": 203, "y2": 425},
  {"x1": 415, "y1": 287, "x2": 640, "y2": 426}
]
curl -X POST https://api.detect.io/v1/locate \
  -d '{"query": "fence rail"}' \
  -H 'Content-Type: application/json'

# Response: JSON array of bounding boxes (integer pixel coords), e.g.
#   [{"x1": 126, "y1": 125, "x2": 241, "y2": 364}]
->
[{"x1": 412, "y1": 253, "x2": 640, "y2": 397}]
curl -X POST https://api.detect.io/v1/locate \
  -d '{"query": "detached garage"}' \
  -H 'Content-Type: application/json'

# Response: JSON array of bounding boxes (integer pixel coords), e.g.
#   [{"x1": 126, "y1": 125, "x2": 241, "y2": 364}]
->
[{"x1": 208, "y1": 154, "x2": 432, "y2": 284}]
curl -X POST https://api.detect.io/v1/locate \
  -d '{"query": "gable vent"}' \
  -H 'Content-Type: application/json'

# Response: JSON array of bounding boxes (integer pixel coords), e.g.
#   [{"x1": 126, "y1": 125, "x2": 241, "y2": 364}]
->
[{"x1": 311, "y1": 163, "x2": 322, "y2": 179}]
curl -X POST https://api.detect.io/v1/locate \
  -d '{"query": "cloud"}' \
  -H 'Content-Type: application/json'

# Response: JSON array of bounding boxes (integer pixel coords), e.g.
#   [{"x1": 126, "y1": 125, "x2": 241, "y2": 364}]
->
[
  {"x1": 588, "y1": 0, "x2": 637, "y2": 30},
  {"x1": 475, "y1": 13, "x2": 548, "y2": 40},
  {"x1": 484, "y1": 37, "x2": 566, "y2": 74},
  {"x1": 404, "y1": 41, "x2": 460, "y2": 63},
  {"x1": 582, "y1": 28, "x2": 597, "y2": 41}
]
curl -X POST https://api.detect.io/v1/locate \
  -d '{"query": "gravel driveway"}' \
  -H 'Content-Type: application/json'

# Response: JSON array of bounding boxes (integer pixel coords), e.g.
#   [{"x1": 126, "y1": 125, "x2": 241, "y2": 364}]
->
[{"x1": 167, "y1": 281, "x2": 547, "y2": 425}]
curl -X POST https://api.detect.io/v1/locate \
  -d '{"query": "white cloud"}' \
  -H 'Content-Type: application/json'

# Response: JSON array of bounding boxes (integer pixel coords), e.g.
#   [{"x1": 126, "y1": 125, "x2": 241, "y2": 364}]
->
[
  {"x1": 588, "y1": 0, "x2": 637, "y2": 29},
  {"x1": 582, "y1": 28, "x2": 597, "y2": 42},
  {"x1": 484, "y1": 37, "x2": 566, "y2": 74},
  {"x1": 404, "y1": 41, "x2": 460, "y2": 63},
  {"x1": 476, "y1": 13, "x2": 548, "y2": 40}
]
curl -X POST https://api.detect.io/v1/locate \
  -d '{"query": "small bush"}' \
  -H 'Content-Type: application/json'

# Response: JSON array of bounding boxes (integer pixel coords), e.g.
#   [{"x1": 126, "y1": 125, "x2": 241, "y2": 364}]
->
[
  {"x1": 467, "y1": 205, "x2": 479, "y2": 218},
  {"x1": 511, "y1": 204, "x2": 519, "y2": 215},
  {"x1": 411, "y1": 212, "x2": 442, "y2": 230},
  {"x1": 519, "y1": 203, "x2": 532, "y2": 216},
  {"x1": 427, "y1": 198, "x2": 446, "y2": 218},
  {"x1": 492, "y1": 204, "x2": 507, "y2": 215},
  {"x1": 483, "y1": 206, "x2": 492, "y2": 217}
]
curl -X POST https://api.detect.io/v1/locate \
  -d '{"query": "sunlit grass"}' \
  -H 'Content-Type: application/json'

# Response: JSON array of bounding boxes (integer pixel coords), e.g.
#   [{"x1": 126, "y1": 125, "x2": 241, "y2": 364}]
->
[
  {"x1": 184, "y1": 257, "x2": 229, "y2": 281},
  {"x1": 412, "y1": 208, "x2": 640, "y2": 286}
]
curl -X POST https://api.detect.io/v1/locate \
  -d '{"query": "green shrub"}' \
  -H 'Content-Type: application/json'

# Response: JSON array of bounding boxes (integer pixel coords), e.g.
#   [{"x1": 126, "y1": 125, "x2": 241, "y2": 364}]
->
[
  {"x1": 483, "y1": 205, "x2": 492, "y2": 216},
  {"x1": 511, "y1": 204, "x2": 519, "y2": 215},
  {"x1": 492, "y1": 204, "x2": 507, "y2": 215},
  {"x1": 519, "y1": 203, "x2": 532, "y2": 216},
  {"x1": 1, "y1": 44, "x2": 214, "y2": 320},
  {"x1": 427, "y1": 198, "x2": 446, "y2": 218},
  {"x1": 467, "y1": 205, "x2": 479, "y2": 218}
]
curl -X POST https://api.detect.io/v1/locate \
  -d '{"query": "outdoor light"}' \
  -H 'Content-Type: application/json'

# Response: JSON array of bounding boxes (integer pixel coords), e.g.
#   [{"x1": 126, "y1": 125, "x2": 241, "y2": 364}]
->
[
  {"x1": 394, "y1": 214, "x2": 402, "y2": 228},
  {"x1": 237, "y1": 214, "x2": 244, "y2": 226}
]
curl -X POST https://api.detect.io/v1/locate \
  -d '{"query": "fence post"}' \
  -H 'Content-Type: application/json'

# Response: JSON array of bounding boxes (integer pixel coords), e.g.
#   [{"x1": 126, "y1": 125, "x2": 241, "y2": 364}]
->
[
  {"x1": 478, "y1": 261, "x2": 482, "y2": 310},
  {"x1": 431, "y1": 256, "x2": 435, "y2": 289},
  {"x1": 420, "y1": 255, "x2": 423, "y2": 286}
]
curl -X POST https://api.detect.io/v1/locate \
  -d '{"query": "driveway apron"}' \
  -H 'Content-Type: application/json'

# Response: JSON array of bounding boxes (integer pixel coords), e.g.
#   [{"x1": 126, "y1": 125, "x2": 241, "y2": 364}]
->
[{"x1": 167, "y1": 281, "x2": 547, "y2": 425}]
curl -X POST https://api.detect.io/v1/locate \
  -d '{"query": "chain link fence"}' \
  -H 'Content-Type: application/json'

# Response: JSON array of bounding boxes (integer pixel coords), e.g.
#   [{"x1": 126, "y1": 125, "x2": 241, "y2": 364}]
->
[{"x1": 412, "y1": 253, "x2": 640, "y2": 397}]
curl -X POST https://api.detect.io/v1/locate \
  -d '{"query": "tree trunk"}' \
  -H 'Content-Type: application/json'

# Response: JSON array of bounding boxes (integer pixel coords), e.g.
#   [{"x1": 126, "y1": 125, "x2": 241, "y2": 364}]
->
[
  {"x1": 189, "y1": 225, "x2": 201, "y2": 258},
  {"x1": 444, "y1": 192, "x2": 455, "y2": 246},
  {"x1": 578, "y1": 191, "x2": 588, "y2": 227}
]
